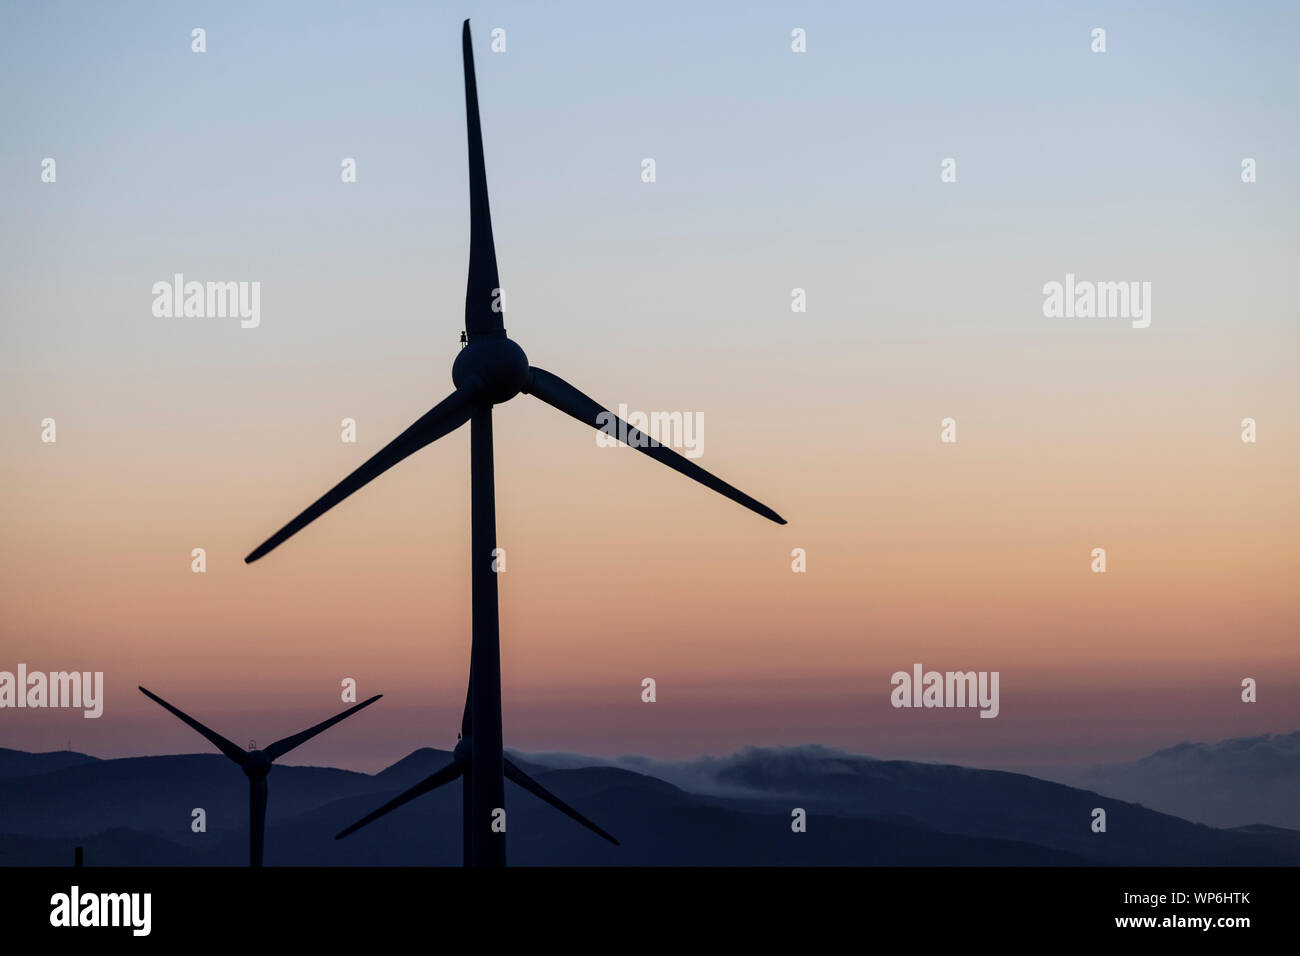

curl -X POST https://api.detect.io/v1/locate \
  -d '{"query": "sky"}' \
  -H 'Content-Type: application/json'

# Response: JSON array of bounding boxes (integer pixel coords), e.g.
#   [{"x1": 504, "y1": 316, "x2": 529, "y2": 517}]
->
[{"x1": 1, "y1": 1, "x2": 1297, "y2": 773}]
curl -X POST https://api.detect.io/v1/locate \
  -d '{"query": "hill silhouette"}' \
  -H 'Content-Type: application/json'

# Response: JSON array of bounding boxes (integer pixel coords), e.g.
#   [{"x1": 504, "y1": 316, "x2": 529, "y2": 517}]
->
[
  {"x1": 0, "y1": 745, "x2": 1295, "y2": 866},
  {"x1": 0, "y1": 747, "x2": 99, "y2": 779}
]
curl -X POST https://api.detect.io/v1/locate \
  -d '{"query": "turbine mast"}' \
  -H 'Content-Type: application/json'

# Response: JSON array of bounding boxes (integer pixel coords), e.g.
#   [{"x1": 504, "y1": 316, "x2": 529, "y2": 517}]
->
[
  {"x1": 250, "y1": 775, "x2": 268, "y2": 868},
  {"x1": 469, "y1": 405, "x2": 506, "y2": 866}
]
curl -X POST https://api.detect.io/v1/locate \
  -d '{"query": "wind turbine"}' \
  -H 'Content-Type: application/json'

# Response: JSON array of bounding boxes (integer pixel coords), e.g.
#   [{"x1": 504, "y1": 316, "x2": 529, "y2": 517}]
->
[
  {"x1": 138, "y1": 686, "x2": 382, "y2": 867},
  {"x1": 244, "y1": 20, "x2": 785, "y2": 868}
]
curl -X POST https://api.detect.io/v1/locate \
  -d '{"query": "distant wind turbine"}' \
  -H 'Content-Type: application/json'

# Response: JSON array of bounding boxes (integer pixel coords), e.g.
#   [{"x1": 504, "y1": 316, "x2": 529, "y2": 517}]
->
[
  {"x1": 138, "y1": 686, "x2": 382, "y2": 867},
  {"x1": 244, "y1": 20, "x2": 785, "y2": 868}
]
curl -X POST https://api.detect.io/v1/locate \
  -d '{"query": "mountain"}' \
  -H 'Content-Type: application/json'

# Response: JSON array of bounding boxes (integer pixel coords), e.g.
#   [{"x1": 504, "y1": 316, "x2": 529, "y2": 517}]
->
[
  {"x1": 527, "y1": 744, "x2": 1300, "y2": 865},
  {"x1": 0, "y1": 743, "x2": 1295, "y2": 866},
  {"x1": 0, "y1": 747, "x2": 99, "y2": 780},
  {"x1": 1032, "y1": 732, "x2": 1300, "y2": 830},
  {"x1": 0, "y1": 753, "x2": 386, "y2": 840},
  {"x1": 0, "y1": 828, "x2": 202, "y2": 867}
]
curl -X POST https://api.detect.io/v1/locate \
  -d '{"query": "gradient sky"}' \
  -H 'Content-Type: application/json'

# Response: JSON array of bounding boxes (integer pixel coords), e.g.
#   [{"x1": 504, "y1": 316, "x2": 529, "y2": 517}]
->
[{"x1": 2, "y1": 1, "x2": 1297, "y2": 773}]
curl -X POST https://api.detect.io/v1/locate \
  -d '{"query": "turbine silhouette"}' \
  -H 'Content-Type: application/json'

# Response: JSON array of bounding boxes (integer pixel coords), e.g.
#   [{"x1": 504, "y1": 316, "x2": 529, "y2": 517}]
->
[
  {"x1": 138, "y1": 686, "x2": 382, "y2": 867},
  {"x1": 244, "y1": 20, "x2": 785, "y2": 868}
]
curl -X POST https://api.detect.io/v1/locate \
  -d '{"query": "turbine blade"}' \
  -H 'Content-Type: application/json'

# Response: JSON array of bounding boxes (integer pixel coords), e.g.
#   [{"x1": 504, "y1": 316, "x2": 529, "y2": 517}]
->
[
  {"x1": 503, "y1": 758, "x2": 619, "y2": 845},
  {"x1": 245, "y1": 385, "x2": 479, "y2": 563},
  {"x1": 461, "y1": 20, "x2": 503, "y2": 338},
  {"x1": 523, "y1": 366, "x2": 786, "y2": 525},
  {"x1": 335, "y1": 760, "x2": 465, "y2": 839},
  {"x1": 138, "y1": 686, "x2": 247, "y2": 766},
  {"x1": 263, "y1": 694, "x2": 383, "y2": 762}
]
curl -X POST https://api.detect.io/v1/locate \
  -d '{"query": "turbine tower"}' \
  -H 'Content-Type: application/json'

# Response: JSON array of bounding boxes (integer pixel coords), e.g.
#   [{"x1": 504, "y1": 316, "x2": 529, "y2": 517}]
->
[
  {"x1": 244, "y1": 20, "x2": 785, "y2": 868},
  {"x1": 139, "y1": 686, "x2": 382, "y2": 867}
]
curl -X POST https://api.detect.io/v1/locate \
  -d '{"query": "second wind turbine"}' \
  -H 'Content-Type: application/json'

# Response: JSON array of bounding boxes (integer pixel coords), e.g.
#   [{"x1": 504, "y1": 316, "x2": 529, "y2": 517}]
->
[{"x1": 244, "y1": 20, "x2": 786, "y2": 867}]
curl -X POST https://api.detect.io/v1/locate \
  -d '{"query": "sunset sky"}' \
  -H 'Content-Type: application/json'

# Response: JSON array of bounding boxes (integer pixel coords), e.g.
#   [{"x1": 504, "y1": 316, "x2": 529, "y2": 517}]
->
[{"x1": 2, "y1": 1, "x2": 1296, "y2": 773}]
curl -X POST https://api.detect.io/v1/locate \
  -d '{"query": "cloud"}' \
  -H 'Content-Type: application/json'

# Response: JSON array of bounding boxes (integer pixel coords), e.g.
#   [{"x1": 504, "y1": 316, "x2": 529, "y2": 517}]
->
[{"x1": 513, "y1": 744, "x2": 882, "y2": 799}]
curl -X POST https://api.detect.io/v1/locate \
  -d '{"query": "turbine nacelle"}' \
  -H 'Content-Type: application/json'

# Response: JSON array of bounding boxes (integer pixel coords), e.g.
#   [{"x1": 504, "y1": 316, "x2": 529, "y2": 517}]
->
[{"x1": 452, "y1": 335, "x2": 529, "y2": 404}]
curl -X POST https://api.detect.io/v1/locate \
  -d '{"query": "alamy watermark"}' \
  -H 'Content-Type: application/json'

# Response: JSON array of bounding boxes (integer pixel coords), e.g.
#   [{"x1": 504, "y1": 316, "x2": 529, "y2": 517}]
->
[
  {"x1": 0, "y1": 665, "x2": 103, "y2": 718},
  {"x1": 50, "y1": 886, "x2": 150, "y2": 936},
  {"x1": 596, "y1": 405, "x2": 704, "y2": 459},
  {"x1": 152, "y1": 273, "x2": 260, "y2": 328},
  {"x1": 1042, "y1": 273, "x2": 1151, "y2": 329},
  {"x1": 890, "y1": 663, "x2": 999, "y2": 718}
]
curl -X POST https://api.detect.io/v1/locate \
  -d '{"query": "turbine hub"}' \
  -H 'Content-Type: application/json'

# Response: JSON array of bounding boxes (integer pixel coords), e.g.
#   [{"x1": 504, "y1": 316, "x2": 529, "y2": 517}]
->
[
  {"x1": 242, "y1": 751, "x2": 272, "y2": 777},
  {"x1": 453, "y1": 735, "x2": 472, "y2": 764},
  {"x1": 452, "y1": 334, "x2": 529, "y2": 404}
]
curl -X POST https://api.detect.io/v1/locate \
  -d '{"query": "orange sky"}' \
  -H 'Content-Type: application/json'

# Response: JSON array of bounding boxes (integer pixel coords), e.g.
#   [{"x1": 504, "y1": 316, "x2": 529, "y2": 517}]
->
[{"x1": 3, "y1": 313, "x2": 1297, "y2": 771}]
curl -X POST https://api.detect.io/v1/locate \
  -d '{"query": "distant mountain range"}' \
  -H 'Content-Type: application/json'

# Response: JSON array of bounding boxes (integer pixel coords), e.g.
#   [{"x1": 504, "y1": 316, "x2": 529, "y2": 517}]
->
[
  {"x1": 1, "y1": 737, "x2": 1296, "y2": 866},
  {"x1": 1032, "y1": 731, "x2": 1300, "y2": 830}
]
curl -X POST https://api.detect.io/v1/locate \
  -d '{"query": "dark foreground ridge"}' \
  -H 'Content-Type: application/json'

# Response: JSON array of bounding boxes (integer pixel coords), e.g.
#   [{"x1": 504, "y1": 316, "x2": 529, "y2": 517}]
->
[{"x1": 0, "y1": 745, "x2": 1295, "y2": 866}]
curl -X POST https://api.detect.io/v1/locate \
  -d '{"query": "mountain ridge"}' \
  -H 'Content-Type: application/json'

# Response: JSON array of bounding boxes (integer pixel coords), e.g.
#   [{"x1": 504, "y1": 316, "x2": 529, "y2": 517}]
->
[{"x1": 0, "y1": 740, "x2": 1295, "y2": 866}]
